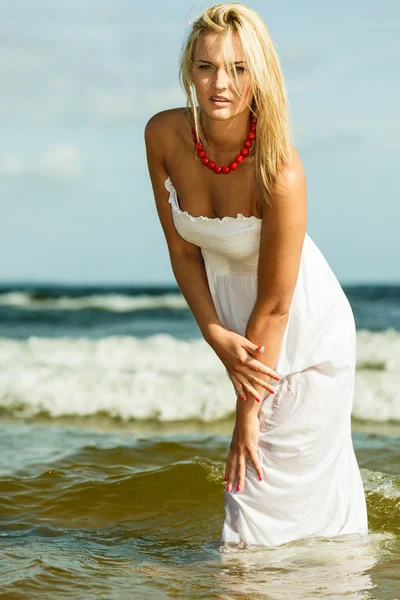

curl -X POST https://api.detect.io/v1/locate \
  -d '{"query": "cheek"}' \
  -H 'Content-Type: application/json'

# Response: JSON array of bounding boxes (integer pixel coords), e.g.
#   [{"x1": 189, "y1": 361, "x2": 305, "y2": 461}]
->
[
  {"x1": 193, "y1": 74, "x2": 209, "y2": 95},
  {"x1": 232, "y1": 77, "x2": 252, "y2": 101},
  {"x1": 242, "y1": 80, "x2": 253, "y2": 100}
]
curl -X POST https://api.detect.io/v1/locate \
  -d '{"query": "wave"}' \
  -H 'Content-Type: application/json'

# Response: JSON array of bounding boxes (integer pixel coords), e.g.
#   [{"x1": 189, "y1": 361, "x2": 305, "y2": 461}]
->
[
  {"x1": 0, "y1": 291, "x2": 187, "y2": 312},
  {"x1": 0, "y1": 331, "x2": 400, "y2": 422},
  {"x1": 0, "y1": 443, "x2": 398, "y2": 537}
]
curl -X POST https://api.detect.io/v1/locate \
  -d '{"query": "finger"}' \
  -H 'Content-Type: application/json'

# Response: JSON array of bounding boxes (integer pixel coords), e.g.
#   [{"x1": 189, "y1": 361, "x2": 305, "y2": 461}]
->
[
  {"x1": 241, "y1": 379, "x2": 263, "y2": 403},
  {"x1": 248, "y1": 447, "x2": 264, "y2": 482},
  {"x1": 232, "y1": 367, "x2": 270, "y2": 400},
  {"x1": 243, "y1": 371, "x2": 277, "y2": 394},
  {"x1": 241, "y1": 356, "x2": 281, "y2": 381},
  {"x1": 229, "y1": 372, "x2": 246, "y2": 402},
  {"x1": 226, "y1": 454, "x2": 238, "y2": 493},
  {"x1": 224, "y1": 451, "x2": 231, "y2": 482},
  {"x1": 236, "y1": 452, "x2": 246, "y2": 492},
  {"x1": 245, "y1": 341, "x2": 265, "y2": 356}
]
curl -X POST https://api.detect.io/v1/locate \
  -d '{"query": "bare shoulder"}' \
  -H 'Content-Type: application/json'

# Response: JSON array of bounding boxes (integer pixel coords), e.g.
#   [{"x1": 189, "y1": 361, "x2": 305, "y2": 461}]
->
[
  {"x1": 145, "y1": 107, "x2": 191, "y2": 175},
  {"x1": 144, "y1": 107, "x2": 201, "y2": 258},
  {"x1": 275, "y1": 145, "x2": 306, "y2": 191},
  {"x1": 271, "y1": 145, "x2": 306, "y2": 207},
  {"x1": 144, "y1": 107, "x2": 190, "y2": 142}
]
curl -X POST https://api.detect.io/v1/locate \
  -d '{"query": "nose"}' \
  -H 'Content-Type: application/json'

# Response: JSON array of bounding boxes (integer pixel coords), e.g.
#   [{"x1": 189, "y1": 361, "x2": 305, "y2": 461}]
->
[{"x1": 213, "y1": 66, "x2": 230, "y2": 91}]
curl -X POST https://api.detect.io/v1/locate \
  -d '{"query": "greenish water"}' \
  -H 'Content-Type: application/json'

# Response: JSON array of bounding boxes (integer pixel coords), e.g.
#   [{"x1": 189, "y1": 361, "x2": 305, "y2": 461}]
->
[{"x1": 0, "y1": 419, "x2": 399, "y2": 599}]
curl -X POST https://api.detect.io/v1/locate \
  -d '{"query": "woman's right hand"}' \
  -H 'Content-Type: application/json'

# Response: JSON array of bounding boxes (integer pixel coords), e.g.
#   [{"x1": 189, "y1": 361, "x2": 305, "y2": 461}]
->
[{"x1": 206, "y1": 324, "x2": 280, "y2": 402}]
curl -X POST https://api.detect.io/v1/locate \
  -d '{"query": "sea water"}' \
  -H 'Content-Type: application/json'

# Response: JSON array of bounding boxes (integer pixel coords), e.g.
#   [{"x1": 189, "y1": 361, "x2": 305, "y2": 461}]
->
[{"x1": 0, "y1": 283, "x2": 399, "y2": 599}]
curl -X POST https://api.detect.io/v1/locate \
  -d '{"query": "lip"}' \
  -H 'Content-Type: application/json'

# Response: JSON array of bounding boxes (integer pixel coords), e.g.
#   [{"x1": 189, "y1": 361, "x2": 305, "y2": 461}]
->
[{"x1": 209, "y1": 96, "x2": 230, "y2": 102}]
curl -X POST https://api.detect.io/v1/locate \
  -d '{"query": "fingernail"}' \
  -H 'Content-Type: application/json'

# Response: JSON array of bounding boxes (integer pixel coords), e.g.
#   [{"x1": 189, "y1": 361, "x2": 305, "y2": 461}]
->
[
  {"x1": 258, "y1": 475, "x2": 263, "y2": 481},
  {"x1": 236, "y1": 484, "x2": 241, "y2": 491},
  {"x1": 224, "y1": 475, "x2": 228, "y2": 481},
  {"x1": 256, "y1": 345, "x2": 264, "y2": 352},
  {"x1": 256, "y1": 397, "x2": 261, "y2": 402},
  {"x1": 240, "y1": 395, "x2": 246, "y2": 402},
  {"x1": 226, "y1": 484, "x2": 231, "y2": 492},
  {"x1": 273, "y1": 376, "x2": 280, "y2": 381},
  {"x1": 270, "y1": 390, "x2": 275, "y2": 394}
]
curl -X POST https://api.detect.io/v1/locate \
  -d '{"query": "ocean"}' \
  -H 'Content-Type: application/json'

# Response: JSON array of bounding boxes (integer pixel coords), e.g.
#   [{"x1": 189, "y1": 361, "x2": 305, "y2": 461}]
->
[{"x1": 0, "y1": 282, "x2": 399, "y2": 599}]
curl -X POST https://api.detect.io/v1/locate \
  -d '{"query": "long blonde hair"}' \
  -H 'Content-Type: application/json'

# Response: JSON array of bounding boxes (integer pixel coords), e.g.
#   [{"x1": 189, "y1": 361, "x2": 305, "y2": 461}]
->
[{"x1": 179, "y1": 2, "x2": 293, "y2": 207}]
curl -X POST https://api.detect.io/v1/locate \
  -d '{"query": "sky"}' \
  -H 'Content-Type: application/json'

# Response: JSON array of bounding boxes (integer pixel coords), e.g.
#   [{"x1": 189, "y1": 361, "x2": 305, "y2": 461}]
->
[{"x1": 0, "y1": 0, "x2": 399, "y2": 284}]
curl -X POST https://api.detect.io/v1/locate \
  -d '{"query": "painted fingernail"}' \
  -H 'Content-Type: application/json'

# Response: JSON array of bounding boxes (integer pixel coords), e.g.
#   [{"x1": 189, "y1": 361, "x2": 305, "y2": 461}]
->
[
  {"x1": 256, "y1": 345, "x2": 264, "y2": 352},
  {"x1": 270, "y1": 389, "x2": 275, "y2": 394},
  {"x1": 240, "y1": 395, "x2": 246, "y2": 402},
  {"x1": 224, "y1": 475, "x2": 228, "y2": 481},
  {"x1": 256, "y1": 397, "x2": 261, "y2": 402},
  {"x1": 273, "y1": 376, "x2": 280, "y2": 381},
  {"x1": 226, "y1": 484, "x2": 231, "y2": 492},
  {"x1": 259, "y1": 475, "x2": 263, "y2": 481},
  {"x1": 236, "y1": 484, "x2": 241, "y2": 491}
]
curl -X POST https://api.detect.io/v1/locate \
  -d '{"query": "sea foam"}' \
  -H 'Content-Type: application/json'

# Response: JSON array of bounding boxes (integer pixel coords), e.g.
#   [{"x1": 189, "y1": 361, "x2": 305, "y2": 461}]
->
[{"x1": 0, "y1": 330, "x2": 399, "y2": 422}]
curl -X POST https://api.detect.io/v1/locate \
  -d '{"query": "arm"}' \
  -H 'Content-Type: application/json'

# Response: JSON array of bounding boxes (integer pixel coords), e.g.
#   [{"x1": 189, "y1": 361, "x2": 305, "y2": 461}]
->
[
  {"x1": 144, "y1": 112, "x2": 280, "y2": 392},
  {"x1": 144, "y1": 112, "x2": 223, "y2": 342},
  {"x1": 224, "y1": 148, "x2": 307, "y2": 493},
  {"x1": 239, "y1": 147, "x2": 307, "y2": 418}
]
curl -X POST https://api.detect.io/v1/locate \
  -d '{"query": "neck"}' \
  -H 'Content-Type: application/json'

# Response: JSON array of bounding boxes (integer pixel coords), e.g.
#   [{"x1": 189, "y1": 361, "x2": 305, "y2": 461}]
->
[{"x1": 199, "y1": 109, "x2": 251, "y2": 153}]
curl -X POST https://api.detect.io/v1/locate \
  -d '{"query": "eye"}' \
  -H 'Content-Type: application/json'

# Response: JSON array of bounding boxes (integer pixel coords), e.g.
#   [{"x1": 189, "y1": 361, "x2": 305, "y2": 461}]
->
[
  {"x1": 198, "y1": 64, "x2": 212, "y2": 70},
  {"x1": 234, "y1": 66, "x2": 245, "y2": 73}
]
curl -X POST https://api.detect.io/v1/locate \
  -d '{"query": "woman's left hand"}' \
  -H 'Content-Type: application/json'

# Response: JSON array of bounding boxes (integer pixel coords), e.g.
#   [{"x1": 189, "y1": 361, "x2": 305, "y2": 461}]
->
[{"x1": 224, "y1": 411, "x2": 263, "y2": 492}]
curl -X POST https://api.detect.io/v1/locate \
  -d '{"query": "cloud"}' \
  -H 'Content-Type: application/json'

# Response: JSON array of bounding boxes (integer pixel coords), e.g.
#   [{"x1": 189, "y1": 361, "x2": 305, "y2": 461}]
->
[{"x1": 0, "y1": 144, "x2": 83, "y2": 179}]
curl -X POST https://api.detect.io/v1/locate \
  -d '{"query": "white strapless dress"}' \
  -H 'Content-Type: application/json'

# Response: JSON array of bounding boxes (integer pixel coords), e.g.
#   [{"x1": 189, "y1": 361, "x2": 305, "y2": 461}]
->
[{"x1": 165, "y1": 176, "x2": 368, "y2": 547}]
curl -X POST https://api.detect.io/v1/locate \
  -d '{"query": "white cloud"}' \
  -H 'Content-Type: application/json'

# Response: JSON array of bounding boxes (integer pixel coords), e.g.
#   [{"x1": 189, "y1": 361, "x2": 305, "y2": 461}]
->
[{"x1": 0, "y1": 144, "x2": 83, "y2": 179}]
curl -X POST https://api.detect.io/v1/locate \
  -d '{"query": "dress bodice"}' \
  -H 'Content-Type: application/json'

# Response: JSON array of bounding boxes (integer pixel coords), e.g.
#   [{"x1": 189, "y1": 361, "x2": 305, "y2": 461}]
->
[{"x1": 165, "y1": 176, "x2": 262, "y2": 275}]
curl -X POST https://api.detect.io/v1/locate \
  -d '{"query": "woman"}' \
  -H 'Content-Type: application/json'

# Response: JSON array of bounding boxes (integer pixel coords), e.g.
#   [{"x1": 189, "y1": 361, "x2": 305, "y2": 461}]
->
[{"x1": 144, "y1": 2, "x2": 368, "y2": 547}]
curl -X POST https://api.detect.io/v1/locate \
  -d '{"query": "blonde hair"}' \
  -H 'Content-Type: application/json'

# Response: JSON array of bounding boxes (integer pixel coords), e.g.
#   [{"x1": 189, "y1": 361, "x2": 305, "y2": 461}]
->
[{"x1": 179, "y1": 2, "x2": 293, "y2": 207}]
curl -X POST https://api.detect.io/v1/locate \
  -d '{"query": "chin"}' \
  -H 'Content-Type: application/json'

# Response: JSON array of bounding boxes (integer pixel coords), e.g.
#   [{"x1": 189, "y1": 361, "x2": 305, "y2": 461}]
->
[
  {"x1": 199, "y1": 105, "x2": 237, "y2": 120},
  {"x1": 210, "y1": 112, "x2": 235, "y2": 120}
]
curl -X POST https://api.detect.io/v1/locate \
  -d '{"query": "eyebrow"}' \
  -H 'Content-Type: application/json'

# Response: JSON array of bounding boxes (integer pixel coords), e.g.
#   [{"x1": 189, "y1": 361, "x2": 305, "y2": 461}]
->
[{"x1": 196, "y1": 59, "x2": 246, "y2": 64}]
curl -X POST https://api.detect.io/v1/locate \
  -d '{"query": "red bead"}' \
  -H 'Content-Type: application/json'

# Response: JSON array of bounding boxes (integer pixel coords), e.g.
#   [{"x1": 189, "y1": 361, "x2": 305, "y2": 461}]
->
[{"x1": 192, "y1": 119, "x2": 256, "y2": 174}]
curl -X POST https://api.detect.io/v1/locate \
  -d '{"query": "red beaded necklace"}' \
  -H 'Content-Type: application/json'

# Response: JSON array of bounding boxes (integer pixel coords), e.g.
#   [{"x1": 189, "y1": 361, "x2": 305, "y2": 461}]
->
[{"x1": 192, "y1": 115, "x2": 257, "y2": 175}]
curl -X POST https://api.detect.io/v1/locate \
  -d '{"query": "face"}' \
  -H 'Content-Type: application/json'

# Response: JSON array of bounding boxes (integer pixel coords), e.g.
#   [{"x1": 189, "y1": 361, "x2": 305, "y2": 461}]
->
[{"x1": 192, "y1": 31, "x2": 253, "y2": 120}]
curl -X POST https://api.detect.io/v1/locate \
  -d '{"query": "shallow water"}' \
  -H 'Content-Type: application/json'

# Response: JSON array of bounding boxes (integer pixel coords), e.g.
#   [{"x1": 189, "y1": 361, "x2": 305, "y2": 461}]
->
[
  {"x1": 1, "y1": 420, "x2": 399, "y2": 599},
  {"x1": 1, "y1": 283, "x2": 399, "y2": 597}
]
